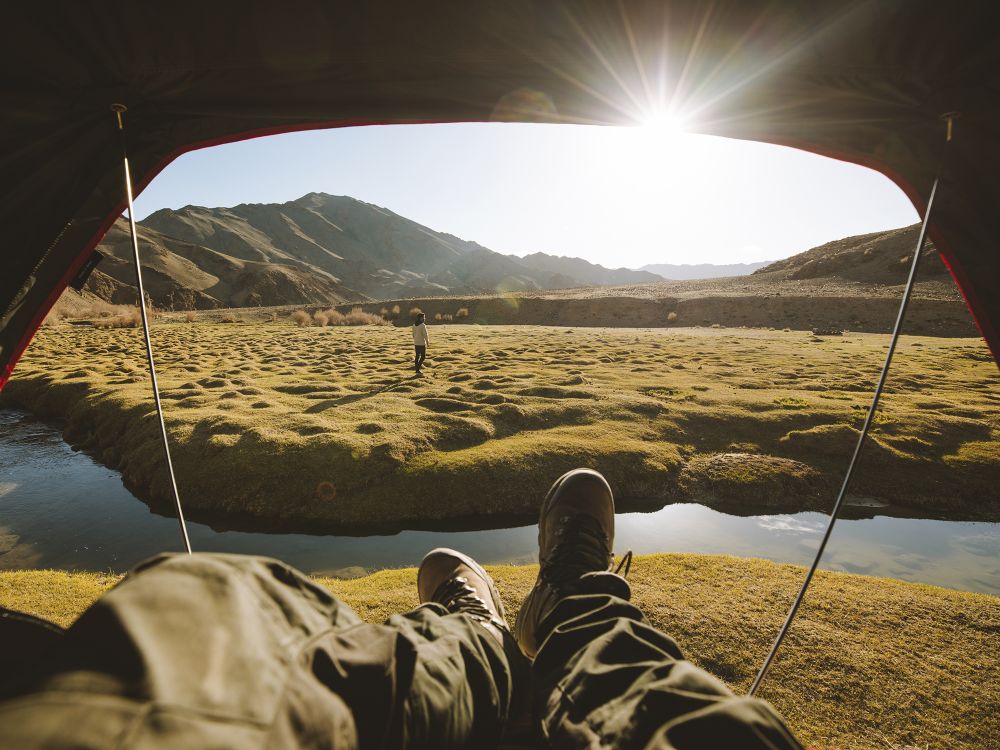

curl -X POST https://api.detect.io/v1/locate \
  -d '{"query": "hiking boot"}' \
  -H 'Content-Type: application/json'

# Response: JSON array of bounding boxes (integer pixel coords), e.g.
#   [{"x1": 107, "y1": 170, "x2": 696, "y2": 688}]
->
[
  {"x1": 513, "y1": 468, "x2": 630, "y2": 659},
  {"x1": 418, "y1": 548, "x2": 510, "y2": 645}
]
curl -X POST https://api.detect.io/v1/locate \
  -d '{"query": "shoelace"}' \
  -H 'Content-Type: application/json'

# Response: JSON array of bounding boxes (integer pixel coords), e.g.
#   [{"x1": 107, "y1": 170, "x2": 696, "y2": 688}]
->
[
  {"x1": 542, "y1": 514, "x2": 613, "y2": 585},
  {"x1": 542, "y1": 514, "x2": 634, "y2": 587},
  {"x1": 432, "y1": 576, "x2": 504, "y2": 628},
  {"x1": 614, "y1": 549, "x2": 633, "y2": 579}
]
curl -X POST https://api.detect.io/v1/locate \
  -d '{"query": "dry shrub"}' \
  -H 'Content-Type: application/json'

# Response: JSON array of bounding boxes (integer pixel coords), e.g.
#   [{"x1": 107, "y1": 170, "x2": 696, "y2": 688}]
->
[
  {"x1": 434, "y1": 312, "x2": 443, "y2": 321},
  {"x1": 667, "y1": 311, "x2": 678, "y2": 322},
  {"x1": 92, "y1": 306, "x2": 142, "y2": 329},
  {"x1": 220, "y1": 314, "x2": 238, "y2": 324},
  {"x1": 442, "y1": 313, "x2": 453, "y2": 322},
  {"x1": 185, "y1": 311, "x2": 196, "y2": 323},
  {"x1": 456, "y1": 307, "x2": 469, "y2": 319},
  {"x1": 313, "y1": 310, "x2": 330, "y2": 327},
  {"x1": 345, "y1": 307, "x2": 388, "y2": 326},
  {"x1": 326, "y1": 309, "x2": 347, "y2": 325},
  {"x1": 711, "y1": 323, "x2": 721, "y2": 329},
  {"x1": 45, "y1": 294, "x2": 139, "y2": 326},
  {"x1": 379, "y1": 307, "x2": 389, "y2": 318},
  {"x1": 291, "y1": 309, "x2": 310, "y2": 327},
  {"x1": 409, "y1": 306, "x2": 423, "y2": 318},
  {"x1": 45, "y1": 296, "x2": 80, "y2": 323},
  {"x1": 392, "y1": 304, "x2": 401, "y2": 316},
  {"x1": 42, "y1": 301, "x2": 67, "y2": 326}
]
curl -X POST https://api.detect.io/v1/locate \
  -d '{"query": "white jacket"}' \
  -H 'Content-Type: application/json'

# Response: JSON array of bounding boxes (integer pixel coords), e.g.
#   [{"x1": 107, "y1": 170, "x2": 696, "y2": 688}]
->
[{"x1": 412, "y1": 322, "x2": 429, "y2": 346}]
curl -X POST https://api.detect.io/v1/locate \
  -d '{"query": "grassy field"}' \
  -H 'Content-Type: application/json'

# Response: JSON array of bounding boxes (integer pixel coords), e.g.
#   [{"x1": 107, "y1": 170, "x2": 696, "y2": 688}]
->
[
  {"x1": 2, "y1": 553, "x2": 997, "y2": 750},
  {"x1": 3, "y1": 322, "x2": 998, "y2": 530}
]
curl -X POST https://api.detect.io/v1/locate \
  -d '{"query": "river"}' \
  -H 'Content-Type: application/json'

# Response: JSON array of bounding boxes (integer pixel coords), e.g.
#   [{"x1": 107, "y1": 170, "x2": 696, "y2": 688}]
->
[{"x1": 1, "y1": 408, "x2": 997, "y2": 594}]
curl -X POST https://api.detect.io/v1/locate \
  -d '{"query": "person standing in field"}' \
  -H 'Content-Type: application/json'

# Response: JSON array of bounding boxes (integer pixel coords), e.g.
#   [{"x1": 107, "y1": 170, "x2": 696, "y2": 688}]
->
[{"x1": 412, "y1": 311, "x2": 429, "y2": 374}]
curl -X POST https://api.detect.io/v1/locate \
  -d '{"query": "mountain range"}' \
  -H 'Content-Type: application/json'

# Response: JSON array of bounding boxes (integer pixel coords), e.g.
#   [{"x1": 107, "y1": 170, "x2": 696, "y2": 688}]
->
[
  {"x1": 640, "y1": 261, "x2": 771, "y2": 279},
  {"x1": 85, "y1": 193, "x2": 938, "y2": 312},
  {"x1": 87, "y1": 194, "x2": 667, "y2": 309}
]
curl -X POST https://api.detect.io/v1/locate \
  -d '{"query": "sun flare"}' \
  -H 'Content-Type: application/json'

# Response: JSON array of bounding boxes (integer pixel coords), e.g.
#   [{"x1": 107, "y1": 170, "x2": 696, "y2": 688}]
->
[{"x1": 641, "y1": 111, "x2": 687, "y2": 137}]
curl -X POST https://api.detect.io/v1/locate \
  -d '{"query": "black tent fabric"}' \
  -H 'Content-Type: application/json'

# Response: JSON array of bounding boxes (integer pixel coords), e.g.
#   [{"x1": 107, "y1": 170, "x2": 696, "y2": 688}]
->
[{"x1": 2, "y1": 0, "x2": 998, "y2": 388}]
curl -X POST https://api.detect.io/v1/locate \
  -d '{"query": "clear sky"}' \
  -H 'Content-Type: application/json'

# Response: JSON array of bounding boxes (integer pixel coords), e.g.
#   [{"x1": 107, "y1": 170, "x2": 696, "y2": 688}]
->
[{"x1": 133, "y1": 123, "x2": 919, "y2": 269}]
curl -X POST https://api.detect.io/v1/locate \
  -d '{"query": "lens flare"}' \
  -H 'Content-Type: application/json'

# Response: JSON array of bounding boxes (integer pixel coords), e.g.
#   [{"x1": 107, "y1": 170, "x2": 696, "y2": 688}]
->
[{"x1": 642, "y1": 111, "x2": 687, "y2": 136}]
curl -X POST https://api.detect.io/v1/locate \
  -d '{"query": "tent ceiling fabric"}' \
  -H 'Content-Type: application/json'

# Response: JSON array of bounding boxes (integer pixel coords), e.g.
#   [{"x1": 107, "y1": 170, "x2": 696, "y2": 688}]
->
[{"x1": 2, "y1": 0, "x2": 998, "y2": 387}]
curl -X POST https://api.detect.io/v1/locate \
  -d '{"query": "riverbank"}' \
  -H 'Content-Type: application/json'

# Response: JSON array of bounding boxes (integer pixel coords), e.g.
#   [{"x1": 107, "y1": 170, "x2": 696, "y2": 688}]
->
[
  {"x1": 3, "y1": 324, "x2": 997, "y2": 531},
  {"x1": 2, "y1": 553, "x2": 997, "y2": 750}
]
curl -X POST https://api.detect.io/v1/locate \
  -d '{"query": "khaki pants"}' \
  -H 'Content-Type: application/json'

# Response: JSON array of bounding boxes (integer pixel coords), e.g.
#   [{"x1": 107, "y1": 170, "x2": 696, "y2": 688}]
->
[{"x1": 0, "y1": 554, "x2": 801, "y2": 749}]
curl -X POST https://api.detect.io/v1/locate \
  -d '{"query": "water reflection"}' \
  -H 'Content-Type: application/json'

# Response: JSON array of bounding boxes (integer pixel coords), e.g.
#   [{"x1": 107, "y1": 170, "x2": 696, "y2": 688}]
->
[{"x1": 1, "y1": 409, "x2": 997, "y2": 595}]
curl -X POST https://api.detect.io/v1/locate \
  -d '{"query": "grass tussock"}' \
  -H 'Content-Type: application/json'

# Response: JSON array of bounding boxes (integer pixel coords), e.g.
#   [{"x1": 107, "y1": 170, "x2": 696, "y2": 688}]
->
[
  {"x1": 3, "y1": 325, "x2": 997, "y2": 530},
  {"x1": 1, "y1": 554, "x2": 997, "y2": 750}
]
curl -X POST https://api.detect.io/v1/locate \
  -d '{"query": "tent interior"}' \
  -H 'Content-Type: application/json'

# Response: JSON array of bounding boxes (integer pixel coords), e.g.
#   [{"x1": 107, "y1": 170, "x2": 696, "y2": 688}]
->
[{"x1": 1, "y1": 3, "x2": 998, "y2": 746}]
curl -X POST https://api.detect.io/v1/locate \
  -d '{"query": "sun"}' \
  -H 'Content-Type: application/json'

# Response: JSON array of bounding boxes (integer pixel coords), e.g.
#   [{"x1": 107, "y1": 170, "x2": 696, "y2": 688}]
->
[{"x1": 641, "y1": 111, "x2": 687, "y2": 137}]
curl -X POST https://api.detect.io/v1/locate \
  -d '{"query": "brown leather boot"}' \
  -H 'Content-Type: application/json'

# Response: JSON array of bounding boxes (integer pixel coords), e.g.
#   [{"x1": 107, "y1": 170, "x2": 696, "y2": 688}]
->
[
  {"x1": 514, "y1": 468, "x2": 627, "y2": 660},
  {"x1": 417, "y1": 547, "x2": 510, "y2": 645}
]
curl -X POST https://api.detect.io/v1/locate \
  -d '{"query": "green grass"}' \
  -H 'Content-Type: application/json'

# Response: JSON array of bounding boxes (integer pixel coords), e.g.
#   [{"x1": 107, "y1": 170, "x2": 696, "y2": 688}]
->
[
  {"x1": 3, "y1": 324, "x2": 997, "y2": 529},
  {"x1": 2, "y1": 554, "x2": 997, "y2": 750}
]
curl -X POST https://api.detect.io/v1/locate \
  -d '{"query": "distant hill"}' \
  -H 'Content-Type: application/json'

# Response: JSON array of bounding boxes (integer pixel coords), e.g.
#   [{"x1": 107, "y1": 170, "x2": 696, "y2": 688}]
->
[
  {"x1": 69, "y1": 220, "x2": 974, "y2": 337},
  {"x1": 640, "y1": 261, "x2": 771, "y2": 280},
  {"x1": 321, "y1": 223, "x2": 969, "y2": 336},
  {"x1": 79, "y1": 199, "x2": 960, "y2": 335},
  {"x1": 89, "y1": 218, "x2": 365, "y2": 309},
  {"x1": 86, "y1": 193, "x2": 661, "y2": 309},
  {"x1": 752, "y1": 224, "x2": 948, "y2": 283},
  {"x1": 524, "y1": 224, "x2": 951, "y2": 300},
  {"x1": 519, "y1": 252, "x2": 662, "y2": 286}
]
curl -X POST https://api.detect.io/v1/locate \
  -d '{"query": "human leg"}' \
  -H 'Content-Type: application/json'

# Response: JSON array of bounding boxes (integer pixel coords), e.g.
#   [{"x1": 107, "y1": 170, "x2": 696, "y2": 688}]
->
[
  {"x1": 0, "y1": 553, "x2": 360, "y2": 748},
  {"x1": 317, "y1": 548, "x2": 529, "y2": 747},
  {"x1": 515, "y1": 469, "x2": 802, "y2": 750},
  {"x1": 0, "y1": 552, "x2": 527, "y2": 750},
  {"x1": 532, "y1": 581, "x2": 802, "y2": 749},
  {"x1": 414, "y1": 345, "x2": 426, "y2": 371}
]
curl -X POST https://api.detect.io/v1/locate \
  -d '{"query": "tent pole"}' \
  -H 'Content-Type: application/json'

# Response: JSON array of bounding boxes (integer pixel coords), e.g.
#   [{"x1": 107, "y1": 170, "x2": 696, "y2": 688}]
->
[
  {"x1": 748, "y1": 115, "x2": 955, "y2": 696},
  {"x1": 111, "y1": 103, "x2": 192, "y2": 555}
]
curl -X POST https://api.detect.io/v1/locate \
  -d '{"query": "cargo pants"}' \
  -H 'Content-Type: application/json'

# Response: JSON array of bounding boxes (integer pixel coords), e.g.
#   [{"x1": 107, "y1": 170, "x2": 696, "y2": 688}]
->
[{"x1": 0, "y1": 553, "x2": 801, "y2": 749}]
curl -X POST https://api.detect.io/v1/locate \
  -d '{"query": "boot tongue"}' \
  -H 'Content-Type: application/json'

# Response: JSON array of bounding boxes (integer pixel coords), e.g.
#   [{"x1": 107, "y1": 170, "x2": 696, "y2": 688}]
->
[{"x1": 542, "y1": 514, "x2": 612, "y2": 586}]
